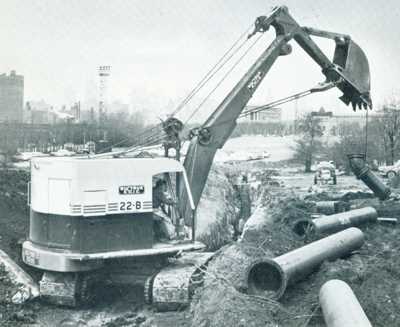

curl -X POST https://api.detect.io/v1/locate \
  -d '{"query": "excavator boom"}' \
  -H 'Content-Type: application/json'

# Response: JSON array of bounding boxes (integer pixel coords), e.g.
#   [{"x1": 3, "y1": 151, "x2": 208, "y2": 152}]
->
[{"x1": 179, "y1": 6, "x2": 371, "y2": 223}]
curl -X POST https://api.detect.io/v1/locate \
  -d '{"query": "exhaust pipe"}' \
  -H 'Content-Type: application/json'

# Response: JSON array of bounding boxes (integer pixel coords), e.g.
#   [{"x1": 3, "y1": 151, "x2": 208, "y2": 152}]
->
[
  {"x1": 246, "y1": 228, "x2": 364, "y2": 300},
  {"x1": 319, "y1": 279, "x2": 372, "y2": 327},
  {"x1": 293, "y1": 207, "x2": 377, "y2": 237},
  {"x1": 348, "y1": 153, "x2": 390, "y2": 200}
]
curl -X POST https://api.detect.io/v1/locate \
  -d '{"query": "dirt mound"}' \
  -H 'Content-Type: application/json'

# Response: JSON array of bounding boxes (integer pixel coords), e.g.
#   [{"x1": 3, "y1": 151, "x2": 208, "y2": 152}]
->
[
  {"x1": 196, "y1": 166, "x2": 237, "y2": 250},
  {"x1": 305, "y1": 189, "x2": 375, "y2": 202},
  {"x1": 192, "y1": 281, "x2": 279, "y2": 327},
  {"x1": 191, "y1": 244, "x2": 279, "y2": 327},
  {"x1": 0, "y1": 263, "x2": 38, "y2": 326},
  {"x1": 0, "y1": 170, "x2": 30, "y2": 262},
  {"x1": 241, "y1": 192, "x2": 310, "y2": 255},
  {"x1": 191, "y1": 195, "x2": 313, "y2": 327}
]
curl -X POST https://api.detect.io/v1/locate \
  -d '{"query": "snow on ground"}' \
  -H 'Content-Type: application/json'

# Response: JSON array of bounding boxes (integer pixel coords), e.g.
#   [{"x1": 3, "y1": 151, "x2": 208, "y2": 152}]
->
[{"x1": 215, "y1": 135, "x2": 296, "y2": 162}]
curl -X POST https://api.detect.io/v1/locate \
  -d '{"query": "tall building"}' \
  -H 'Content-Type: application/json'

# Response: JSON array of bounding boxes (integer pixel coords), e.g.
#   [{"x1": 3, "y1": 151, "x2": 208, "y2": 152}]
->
[{"x1": 0, "y1": 71, "x2": 24, "y2": 122}]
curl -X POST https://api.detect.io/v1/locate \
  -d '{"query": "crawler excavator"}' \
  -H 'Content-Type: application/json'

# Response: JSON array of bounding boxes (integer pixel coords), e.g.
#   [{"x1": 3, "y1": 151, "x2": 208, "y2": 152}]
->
[{"x1": 22, "y1": 6, "x2": 372, "y2": 308}]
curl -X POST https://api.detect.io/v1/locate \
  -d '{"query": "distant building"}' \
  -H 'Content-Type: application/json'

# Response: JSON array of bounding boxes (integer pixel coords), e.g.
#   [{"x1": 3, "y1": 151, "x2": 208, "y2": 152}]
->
[
  {"x1": 25, "y1": 100, "x2": 53, "y2": 124},
  {"x1": 0, "y1": 71, "x2": 24, "y2": 122},
  {"x1": 25, "y1": 100, "x2": 80, "y2": 124},
  {"x1": 240, "y1": 106, "x2": 282, "y2": 123},
  {"x1": 311, "y1": 106, "x2": 377, "y2": 136}
]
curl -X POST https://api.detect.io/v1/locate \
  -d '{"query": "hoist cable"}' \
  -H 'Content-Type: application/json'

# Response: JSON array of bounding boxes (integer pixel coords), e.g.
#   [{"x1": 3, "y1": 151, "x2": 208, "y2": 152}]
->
[
  {"x1": 193, "y1": 83, "x2": 336, "y2": 133},
  {"x1": 95, "y1": 124, "x2": 162, "y2": 155},
  {"x1": 170, "y1": 24, "x2": 254, "y2": 117},
  {"x1": 240, "y1": 90, "x2": 312, "y2": 118},
  {"x1": 184, "y1": 33, "x2": 264, "y2": 125},
  {"x1": 94, "y1": 25, "x2": 255, "y2": 156}
]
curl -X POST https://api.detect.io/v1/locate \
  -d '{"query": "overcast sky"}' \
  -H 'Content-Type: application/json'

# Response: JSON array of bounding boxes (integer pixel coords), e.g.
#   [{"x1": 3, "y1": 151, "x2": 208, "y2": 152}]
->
[{"x1": 1, "y1": 0, "x2": 399, "y2": 121}]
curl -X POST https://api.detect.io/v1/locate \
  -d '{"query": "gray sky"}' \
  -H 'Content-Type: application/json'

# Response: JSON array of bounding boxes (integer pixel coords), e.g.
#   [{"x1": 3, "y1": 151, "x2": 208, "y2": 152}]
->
[{"x1": 1, "y1": 0, "x2": 400, "y2": 121}]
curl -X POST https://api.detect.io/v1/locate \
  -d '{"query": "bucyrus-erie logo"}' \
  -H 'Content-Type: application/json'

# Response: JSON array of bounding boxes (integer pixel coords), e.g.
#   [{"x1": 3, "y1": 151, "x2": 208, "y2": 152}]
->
[
  {"x1": 247, "y1": 71, "x2": 263, "y2": 90},
  {"x1": 119, "y1": 185, "x2": 145, "y2": 195}
]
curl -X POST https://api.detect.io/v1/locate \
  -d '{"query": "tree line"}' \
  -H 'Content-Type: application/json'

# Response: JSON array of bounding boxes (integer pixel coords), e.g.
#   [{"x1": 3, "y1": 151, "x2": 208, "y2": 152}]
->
[{"x1": 293, "y1": 104, "x2": 400, "y2": 173}]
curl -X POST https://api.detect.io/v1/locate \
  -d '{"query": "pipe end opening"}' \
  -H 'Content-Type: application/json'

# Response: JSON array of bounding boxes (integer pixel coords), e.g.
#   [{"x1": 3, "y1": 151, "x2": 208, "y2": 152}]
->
[
  {"x1": 293, "y1": 219, "x2": 315, "y2": 237},
  {"x1": 247, "y1": 259, "x2": 286, "y2": 300}
]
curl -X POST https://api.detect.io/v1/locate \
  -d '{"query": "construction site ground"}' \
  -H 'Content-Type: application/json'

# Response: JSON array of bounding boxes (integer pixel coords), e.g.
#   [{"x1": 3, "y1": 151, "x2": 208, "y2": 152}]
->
[{"x1": 0, "y1": 156, "x2": 399, "y2": 326}]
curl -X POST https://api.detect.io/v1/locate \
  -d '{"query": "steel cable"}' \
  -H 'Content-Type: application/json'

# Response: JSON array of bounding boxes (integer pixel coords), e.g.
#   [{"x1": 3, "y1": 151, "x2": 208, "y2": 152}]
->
[
  {"x1": 184, "y1": 33, "x2": 264, "y2": 125},
  {"x1": 170, "y1": 23, "x2": 254, "y2": 117}
]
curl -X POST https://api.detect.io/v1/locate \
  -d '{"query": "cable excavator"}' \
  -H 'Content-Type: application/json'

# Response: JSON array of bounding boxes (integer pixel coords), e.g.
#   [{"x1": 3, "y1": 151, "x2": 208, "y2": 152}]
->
[{"x1": 22, "y1": 6, "x2": 372, "y2": 308}]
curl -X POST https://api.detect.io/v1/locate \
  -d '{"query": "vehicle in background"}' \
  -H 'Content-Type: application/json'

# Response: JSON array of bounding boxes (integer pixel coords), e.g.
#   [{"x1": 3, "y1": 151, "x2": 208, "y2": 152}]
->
[
  {"x1": 13, "y1": 152, "x2": 48, "y2": 161},
  {"x1": 314, "y1": 161, "x2": 337, "y2": 185},
  {"x1": 247, "y1": 151, "x2": 270, "y2": 161},
  {"x1": 50, "y1": 149, "x2": 76, "y2": 157},
  {"x1": 378, "y1": 160, "x2": 400, "y2": 178}
]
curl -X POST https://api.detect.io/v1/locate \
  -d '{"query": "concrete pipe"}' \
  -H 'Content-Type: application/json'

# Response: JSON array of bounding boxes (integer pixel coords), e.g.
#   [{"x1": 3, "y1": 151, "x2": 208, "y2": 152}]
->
[
  {"x1": 293, "y1": 207, "x2": 377, "y2": 237},
  {"x1": 315, "y1": 201, "x2": 350, "y2": 215},
  {"x1": 246, "y1": 227, "x2": 364, "y2": 300},
  {"x1": 319, "y1": 279, "x2": 372, "y2": 327},
  {"x1": 348, "y1": 154, "x2": 390, "y2": 200}
]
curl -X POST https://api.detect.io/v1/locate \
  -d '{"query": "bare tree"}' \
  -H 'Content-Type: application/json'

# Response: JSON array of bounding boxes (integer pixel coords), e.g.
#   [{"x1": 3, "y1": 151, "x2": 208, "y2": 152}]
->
[
  {"x1": 293, "y1": 113, "x2": 324, "y2": 172},
  {"x1": 376, "y1": 98, "x2": 400, "y2": 165}
]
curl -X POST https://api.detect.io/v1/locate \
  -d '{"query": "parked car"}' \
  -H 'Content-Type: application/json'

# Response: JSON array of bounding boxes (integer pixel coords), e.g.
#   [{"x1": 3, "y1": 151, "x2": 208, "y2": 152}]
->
[
  {"x1": 378, "y1": 160, "x2": 400, "y2": 178},
  {"x1": 13, "y1": 152, "x2": 47, "y2": 161},
  {"x1": 50, "y1": 149, "x2": 76, "y2": 157}
]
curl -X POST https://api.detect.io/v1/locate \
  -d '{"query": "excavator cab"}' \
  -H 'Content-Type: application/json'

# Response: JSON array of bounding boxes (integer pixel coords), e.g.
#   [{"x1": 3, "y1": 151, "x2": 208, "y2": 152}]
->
[{"x1": 22, "y1": 157, "x2": 203, "y2": 273}]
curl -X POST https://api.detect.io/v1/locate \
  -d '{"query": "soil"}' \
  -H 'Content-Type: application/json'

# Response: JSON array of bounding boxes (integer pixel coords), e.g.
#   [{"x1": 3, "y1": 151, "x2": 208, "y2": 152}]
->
[
  {"x1": 191, "y1": 187, "x2": 400, "y2": 326},
  {"x1": 1, "y1": 166, "x2": 400, "y2": 326}
]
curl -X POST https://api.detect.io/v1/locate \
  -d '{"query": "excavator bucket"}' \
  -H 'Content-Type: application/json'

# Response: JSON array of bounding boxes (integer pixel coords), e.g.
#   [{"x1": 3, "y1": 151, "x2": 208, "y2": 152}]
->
[{"x1": 333, "y1": 39, "x2": 372, "y2": 110}]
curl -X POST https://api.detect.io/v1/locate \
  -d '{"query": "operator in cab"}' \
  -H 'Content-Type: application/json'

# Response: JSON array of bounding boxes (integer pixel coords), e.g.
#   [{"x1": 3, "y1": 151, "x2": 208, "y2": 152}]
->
[{"x1": 152, "y1": 178, "x2": 176, "y2": 241}]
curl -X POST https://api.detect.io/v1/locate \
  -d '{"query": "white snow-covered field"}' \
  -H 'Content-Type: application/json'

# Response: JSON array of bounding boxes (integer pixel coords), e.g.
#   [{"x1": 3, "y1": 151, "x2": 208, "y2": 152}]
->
[
  {"x1": 215, "y1": 135, "x2": 296, "y2": 162},
  {"x1": 136, "y1": 135, "x2": 297, "y2": 163}
]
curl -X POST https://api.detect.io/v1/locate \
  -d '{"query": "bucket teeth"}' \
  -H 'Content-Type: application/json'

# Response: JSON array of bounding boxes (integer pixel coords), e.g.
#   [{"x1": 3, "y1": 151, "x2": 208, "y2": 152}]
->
[
  {"x1": 339, "y1": 94, "x2": 351, "y2": 106},
  {"x1": 340, "y1": 91, "x2": 371, "y2": 111}
]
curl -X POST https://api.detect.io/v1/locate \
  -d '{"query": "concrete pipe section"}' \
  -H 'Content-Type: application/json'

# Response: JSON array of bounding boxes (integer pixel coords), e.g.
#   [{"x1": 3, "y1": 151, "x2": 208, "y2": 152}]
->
[
  {"x1": 293, "y1": 207, "x2": 377, "y2": 237},
  {"x1": 315, "y1": 201, "x2": 350, "y2": 215},
  {"x1": 246, "y1": 227, "x2": 364, "y2": 300},
  {"x1": 319, "y1": 279, "x2": 372, "y2": 327},
  {"x1": 348, "y1": 153, "x2": 390, "y2": 200}
]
